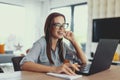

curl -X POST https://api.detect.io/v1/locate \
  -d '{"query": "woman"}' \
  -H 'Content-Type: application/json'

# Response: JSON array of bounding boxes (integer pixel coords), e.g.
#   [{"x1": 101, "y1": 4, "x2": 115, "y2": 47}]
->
[{"x1": 20, "y1": 12, "x2": 87, "y2": 75}]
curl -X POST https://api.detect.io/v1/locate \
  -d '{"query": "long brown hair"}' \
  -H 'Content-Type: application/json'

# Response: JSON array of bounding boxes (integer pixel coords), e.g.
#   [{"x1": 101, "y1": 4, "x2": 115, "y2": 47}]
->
[{"x1": 44, "y1": 12, "x2": 66, "y2": 64}]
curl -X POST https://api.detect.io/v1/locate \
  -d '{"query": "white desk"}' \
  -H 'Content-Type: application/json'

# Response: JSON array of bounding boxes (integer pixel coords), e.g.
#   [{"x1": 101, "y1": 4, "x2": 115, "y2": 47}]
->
[
  {"x1": 0, "y1": 65, "x2": 120, "y2": 80},
  {"x1": 0, "y1": 54, "x2": 15, "y2": 63}
]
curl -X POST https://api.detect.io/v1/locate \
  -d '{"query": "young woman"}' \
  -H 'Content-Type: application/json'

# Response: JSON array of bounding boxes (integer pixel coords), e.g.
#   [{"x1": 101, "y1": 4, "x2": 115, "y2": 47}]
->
[{"x1": 20, "y1": 12, "x2": 87, "y2": 75}]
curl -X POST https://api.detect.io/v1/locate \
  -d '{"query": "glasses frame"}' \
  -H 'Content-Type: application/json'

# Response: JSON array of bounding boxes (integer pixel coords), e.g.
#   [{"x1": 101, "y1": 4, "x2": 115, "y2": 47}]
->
[{"x1": 52, "y1": 23, "x2": 69, "y2": 29}]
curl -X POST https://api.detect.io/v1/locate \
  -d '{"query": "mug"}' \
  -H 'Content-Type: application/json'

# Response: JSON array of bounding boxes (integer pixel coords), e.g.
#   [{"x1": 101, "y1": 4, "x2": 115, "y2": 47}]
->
[{"x1": 0, "y1": 44, "x2": 5, "y2": 53}]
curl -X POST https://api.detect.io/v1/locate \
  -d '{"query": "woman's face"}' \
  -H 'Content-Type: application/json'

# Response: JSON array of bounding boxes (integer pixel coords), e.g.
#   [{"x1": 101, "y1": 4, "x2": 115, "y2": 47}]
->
[{"x1": 51, "y1": 16, "x2": 66, "y2": 39}]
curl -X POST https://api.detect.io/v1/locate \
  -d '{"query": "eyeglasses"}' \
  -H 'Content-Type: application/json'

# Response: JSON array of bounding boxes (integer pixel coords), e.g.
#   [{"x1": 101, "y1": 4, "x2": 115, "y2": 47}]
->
[{"x1": 52, "y1": 23, "x2": 69, "y2": 29}]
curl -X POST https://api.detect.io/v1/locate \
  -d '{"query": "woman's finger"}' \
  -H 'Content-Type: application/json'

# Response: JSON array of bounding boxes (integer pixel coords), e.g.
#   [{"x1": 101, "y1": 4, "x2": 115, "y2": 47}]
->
[
  {"x1": 66, "y1": 62, "x2": 80, "y2": 72},
  {"x1": 64, "y1": 65, "x2": 76, "y2": 75},
  {"x1": 71, "y1": 63, "x2": 80, "y2": 71}
]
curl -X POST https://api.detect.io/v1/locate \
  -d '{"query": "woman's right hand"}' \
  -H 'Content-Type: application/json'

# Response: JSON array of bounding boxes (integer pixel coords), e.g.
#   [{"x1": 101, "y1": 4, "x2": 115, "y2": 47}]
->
[{"x1": 52, "y1": 63, "x2": 80, "y2": 75}]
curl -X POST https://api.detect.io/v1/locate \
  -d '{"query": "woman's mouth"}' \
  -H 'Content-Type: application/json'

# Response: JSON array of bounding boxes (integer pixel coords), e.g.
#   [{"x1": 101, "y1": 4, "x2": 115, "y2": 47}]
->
[{"x1": 58, "y1": 31, "x2": 64, "y2": 36}]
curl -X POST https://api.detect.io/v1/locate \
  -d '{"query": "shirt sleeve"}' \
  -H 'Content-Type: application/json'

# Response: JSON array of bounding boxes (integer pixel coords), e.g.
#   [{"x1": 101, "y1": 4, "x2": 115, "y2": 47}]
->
[{"x1": 20, "y1": 41, "x2": 42, "y2": 65}]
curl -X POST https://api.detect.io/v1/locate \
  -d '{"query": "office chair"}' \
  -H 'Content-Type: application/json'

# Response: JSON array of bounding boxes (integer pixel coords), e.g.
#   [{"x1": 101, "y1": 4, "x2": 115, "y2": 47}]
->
[
  {"x1": 0, "y1": 67, "x2": 3, "y2": 73},
  {"x1": 11, "y1": 56, "x2": 24, "y2": 71}
]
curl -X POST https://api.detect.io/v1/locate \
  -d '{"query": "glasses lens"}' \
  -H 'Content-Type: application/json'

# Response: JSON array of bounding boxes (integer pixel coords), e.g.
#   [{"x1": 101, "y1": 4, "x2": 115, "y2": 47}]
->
[
  {"x1": 63, "y1": 23, "x2": 69, "y2": 29},
  {"x1": 53, "y1": 23, "x2": 69, "y2": 29}
]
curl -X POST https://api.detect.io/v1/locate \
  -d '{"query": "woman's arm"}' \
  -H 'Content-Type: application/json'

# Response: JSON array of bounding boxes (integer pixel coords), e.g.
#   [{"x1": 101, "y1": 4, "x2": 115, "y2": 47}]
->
[
  {"x1": 63, "y1": 31, "x2": 87, "y2": 64},
  {"x1": 70, "y1": 40, "x2": 87, "y2": 64},
  {"x1": 21, "y1": 61, "x2": 79, "y2": 75},
  {"x1": 21, "y1": 62, "x2": 55, "y2": 72}
]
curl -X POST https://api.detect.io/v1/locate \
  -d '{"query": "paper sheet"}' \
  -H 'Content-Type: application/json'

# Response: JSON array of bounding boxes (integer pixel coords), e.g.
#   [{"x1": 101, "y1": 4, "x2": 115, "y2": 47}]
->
[
  {"x1": 47, "y1": 72, "x2": 82, "y2": 80},
  {"x1": 0, "y1": 72, "x2": 21, "y2": 80}
]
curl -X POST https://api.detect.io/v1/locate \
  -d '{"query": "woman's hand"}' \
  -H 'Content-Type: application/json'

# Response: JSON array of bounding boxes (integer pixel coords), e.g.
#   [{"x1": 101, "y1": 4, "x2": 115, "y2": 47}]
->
[
  {"x1": 52, "y1": 63, "x2": 80, "y2": 75},
  {"x1": 63, "y1": 31, "x2": 75, "y2": 42}
]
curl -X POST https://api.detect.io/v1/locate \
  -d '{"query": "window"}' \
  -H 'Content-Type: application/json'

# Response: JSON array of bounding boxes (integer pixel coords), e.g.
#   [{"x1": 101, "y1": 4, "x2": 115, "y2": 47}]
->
[
  {"x1": 50, "y1": 3, "x2": 88, "y2": 52},
  {"x1": 0, "y1": 3, "x2": 26, "y2": 53},
  {"x1": 74, "y1": 5, "x2": 88, "y2": 52}
]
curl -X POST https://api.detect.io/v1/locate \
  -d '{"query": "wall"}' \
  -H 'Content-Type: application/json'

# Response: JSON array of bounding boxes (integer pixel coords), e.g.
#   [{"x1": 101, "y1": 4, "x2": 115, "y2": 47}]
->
[
  {"x1": 87, "y1": 0, "x2": 120, "y2": 59},
  {"x1": 0, "y1": 0, "x2": 44, "y2": 51}
]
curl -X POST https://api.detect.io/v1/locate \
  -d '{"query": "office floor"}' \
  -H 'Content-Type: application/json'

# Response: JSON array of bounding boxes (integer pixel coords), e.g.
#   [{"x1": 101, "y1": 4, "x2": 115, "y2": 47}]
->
[{"x1": 0, "y1": 63, "x2": 14, "y2": 73}]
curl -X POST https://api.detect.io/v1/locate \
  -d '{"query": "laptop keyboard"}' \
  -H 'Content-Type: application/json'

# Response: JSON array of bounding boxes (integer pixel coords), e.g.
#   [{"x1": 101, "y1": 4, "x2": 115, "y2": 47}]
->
[{"x1": 80, "y1": 64, "x2": 91, "y2": 72}]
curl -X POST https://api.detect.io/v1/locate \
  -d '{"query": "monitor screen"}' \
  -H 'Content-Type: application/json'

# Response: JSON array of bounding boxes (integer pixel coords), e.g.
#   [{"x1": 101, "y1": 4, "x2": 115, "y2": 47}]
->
[{"x1": 92, "y1": 17, "x2": 120, "y2": 42}]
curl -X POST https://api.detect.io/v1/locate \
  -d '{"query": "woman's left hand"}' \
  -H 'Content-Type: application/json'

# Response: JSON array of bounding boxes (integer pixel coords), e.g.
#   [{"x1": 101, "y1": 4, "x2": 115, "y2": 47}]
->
[{"x1": 63, "y1": 31, "x2": 75, "y2": 42}]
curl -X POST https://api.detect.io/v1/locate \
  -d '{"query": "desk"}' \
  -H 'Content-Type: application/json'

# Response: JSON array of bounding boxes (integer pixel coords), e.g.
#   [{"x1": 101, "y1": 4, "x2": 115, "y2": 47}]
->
[
  {"x1": 0, "y1": 54, "x2": 15, "y2": 63},
  {"x1": 0, "y1": 66, "x2": 120, "y2": 80}
]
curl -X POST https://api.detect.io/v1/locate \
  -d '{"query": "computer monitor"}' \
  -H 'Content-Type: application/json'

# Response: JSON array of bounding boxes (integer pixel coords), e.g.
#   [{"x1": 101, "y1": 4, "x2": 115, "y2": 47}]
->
[{"x1": 92, "y1": 17, "x2": 120, "y2": 43}]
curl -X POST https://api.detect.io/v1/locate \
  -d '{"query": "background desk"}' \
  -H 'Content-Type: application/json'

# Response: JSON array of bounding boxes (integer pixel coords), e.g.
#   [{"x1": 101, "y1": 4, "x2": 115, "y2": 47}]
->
[
  {"x1": 0, "y1": 54, "x2": 15, "y2": 63},
  {"x1": 0, "y1": 65, "x2": 120, "y2": 80},
  {"x1": 0, "y1": 54, "x2": 15, "y2": 72}
]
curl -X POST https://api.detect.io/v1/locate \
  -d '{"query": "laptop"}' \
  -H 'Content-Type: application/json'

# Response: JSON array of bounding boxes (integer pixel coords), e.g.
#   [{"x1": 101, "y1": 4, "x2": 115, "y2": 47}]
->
[{"x1": 76, "y1": 39, "x2": 119, "y2": 75}]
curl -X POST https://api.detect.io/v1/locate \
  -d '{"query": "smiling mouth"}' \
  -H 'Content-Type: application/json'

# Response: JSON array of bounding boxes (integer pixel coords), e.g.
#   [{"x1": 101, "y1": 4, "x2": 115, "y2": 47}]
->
[{"x1": 58, "y1": 32, "x2": 64, "y2": 35}]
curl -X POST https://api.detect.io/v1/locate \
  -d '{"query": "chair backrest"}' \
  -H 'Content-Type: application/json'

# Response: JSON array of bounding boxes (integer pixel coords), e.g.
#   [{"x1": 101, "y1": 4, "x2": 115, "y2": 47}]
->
[
  {"x1": 11, "y1": 56, "x2": 24, "y2": 71},
  {"x1": 0, "y1": 67, "x2": 3, "y2": 73}
]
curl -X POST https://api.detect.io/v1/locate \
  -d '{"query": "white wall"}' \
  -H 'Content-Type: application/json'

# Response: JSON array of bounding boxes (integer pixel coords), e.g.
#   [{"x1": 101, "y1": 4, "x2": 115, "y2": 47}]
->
[{"x1": 0, "y1": 0, "x2": 44, "y2": 51}]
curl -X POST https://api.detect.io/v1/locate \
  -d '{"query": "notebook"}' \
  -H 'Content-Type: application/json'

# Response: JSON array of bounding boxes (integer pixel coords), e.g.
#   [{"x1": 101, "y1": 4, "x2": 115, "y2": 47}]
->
[
  {"x1": 47, "y1": 72, "x2": 82, "y2": 80},
  {"x1": 76, "y1": 39, "x2": 119, "y2": 75}
]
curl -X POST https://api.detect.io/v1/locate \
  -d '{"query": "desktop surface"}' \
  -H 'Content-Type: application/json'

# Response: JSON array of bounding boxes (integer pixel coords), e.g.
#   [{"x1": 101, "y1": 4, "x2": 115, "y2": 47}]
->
[
  {"x1": 0, "y1": 54, "x2": 15, "y2": 63},
  {"x1": 0, "y1": 65, "x2": 120, "y2": 80}
]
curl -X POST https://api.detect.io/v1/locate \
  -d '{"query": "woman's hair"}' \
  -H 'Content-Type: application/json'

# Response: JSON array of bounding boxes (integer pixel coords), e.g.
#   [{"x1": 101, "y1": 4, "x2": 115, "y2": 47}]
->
[{"x1": 44, "y1": 12, "x2": 66, "y2": 64}]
